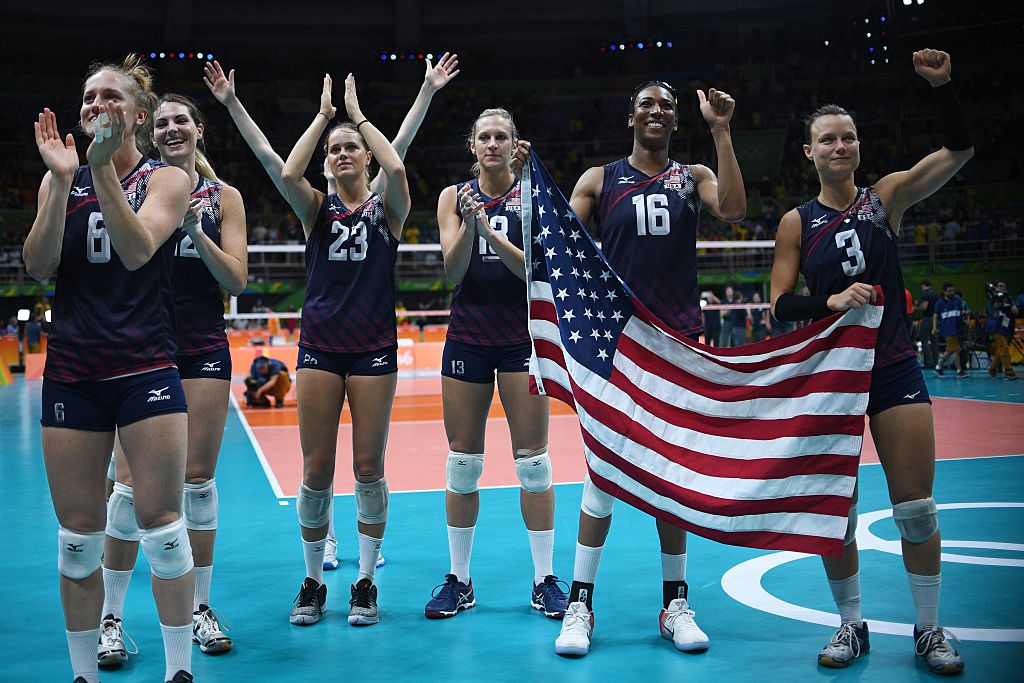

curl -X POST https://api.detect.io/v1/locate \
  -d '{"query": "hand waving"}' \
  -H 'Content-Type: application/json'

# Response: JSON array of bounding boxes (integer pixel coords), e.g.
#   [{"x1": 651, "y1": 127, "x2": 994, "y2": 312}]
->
[
  {"x1": 203, "y1": 61, "x2": 237, "y2": 105},
  {"x1": 913, "y1": 49, "x2": 951, "y2": 87},
  {"x1": 34, "y1": 108, "x2": 79, "y2": 179},
  {"x1": 424, "y1": 52, "x2": 460, "y2": 92},
  {"x1": 697, "y1": 88, "x2": 736, "y2": 129},
  {"x1": 321, "y1": 73, "x2": 337, "y2": 120},
  {"x1": 85, "y1": 101, "x2": 128, "y2": 167}
]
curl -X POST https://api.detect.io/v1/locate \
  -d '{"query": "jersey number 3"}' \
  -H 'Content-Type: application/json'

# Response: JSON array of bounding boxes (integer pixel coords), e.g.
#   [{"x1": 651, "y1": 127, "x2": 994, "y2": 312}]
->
[
  {"x1": 835, "y1": 228, "x2": 866, "y2": 276},
  {"x1": 632, "y1": 194, "x2": 670, "y2": 236},
  {"x1": 87, "y1": 212, "x2": 111, "y2": 264},
  {"x1": 329, "y1": 221, "x2": 369, "y2": 261}
]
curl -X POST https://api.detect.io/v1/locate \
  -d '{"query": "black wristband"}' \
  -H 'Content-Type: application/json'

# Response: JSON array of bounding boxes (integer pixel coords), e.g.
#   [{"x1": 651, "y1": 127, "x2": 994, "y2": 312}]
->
[
  {"x1": 356, "y1": 119, "x2": 370, "y2": 129},
  {"x1": 316, "y1": 112, "x2": 330, "y2": 121},
  {"x1": 932, "y1": 81, "x2": 972, "y2": 152},
  {"x1": 773, "y1": 292, "x2": 832, "y2": 322}
]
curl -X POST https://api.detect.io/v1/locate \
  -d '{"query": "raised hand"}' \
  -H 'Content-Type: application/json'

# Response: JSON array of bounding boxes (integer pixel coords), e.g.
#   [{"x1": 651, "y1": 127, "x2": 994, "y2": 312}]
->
[
  {"x1": 343, "y1": 73, "x2": 362, "y2": 122},
  {"x1": 321, "y1": 73, "x2": 337, "y2": 120},
  {"x1": 510, "y1": 140, "x2": 532, "y2": 179},
  {"x1": 458, "y1": 183, "x2": 486, "y2": 229},
  {"x1": 203, "y1": 60, "x2": 237, "y2": 104},
  {"x1": 85, "y1": 101, "x2": 128, "y2": 167},
  {"x1": 697, "y1": 88, "x2": 736, "y2": 128},
  {"x1": 913, "y1": 49, "x2": 951, "y2": 86},
  {"x1": 34, "y1": 108, "x2": 79, "y2": 179},
  {"x1": 827, "y1": 282, "x2": 877, "y2": 312},
  {"x1": 423, "y1": 52, "x2": 460, "y2": 92}
]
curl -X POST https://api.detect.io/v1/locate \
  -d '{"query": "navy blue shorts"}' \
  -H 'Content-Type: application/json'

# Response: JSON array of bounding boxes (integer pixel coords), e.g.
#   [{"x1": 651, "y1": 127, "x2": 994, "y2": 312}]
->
[
  {"x1": 866, "y1": 356, "x2": 931, "y2": 417},
  {"x1": 297, "y1": 345, "x2": 397, "y2": 377},
  {"x1": 177, "y1": 347, "x2": 232, "y2": 381},
  {"x1": 441, "y1": 339, "x2": 532, "y2": 384},
  {"x1": 40, "y1": 367, "x2": 188, "y2": 431}
]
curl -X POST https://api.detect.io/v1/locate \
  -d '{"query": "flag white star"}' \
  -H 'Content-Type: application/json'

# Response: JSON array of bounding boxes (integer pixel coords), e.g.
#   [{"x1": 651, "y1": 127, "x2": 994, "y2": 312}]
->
[
  {"x1": 581, "y1": 270, "x2": 592, "y2": 281},
  {"x1": 570, "y1": 229, "x2": 581, "y2": 241},
  {"x1": 597, "y1": 348, "x2": 609, "y2": 360},
  {"x1": 600, "y1": 270, "x2": 612, "y2": 282},
  {"x1": 532, "y1": 259, "x2": 541, "y2": 271},
  {"x1": 583, "y1": 308, "x2": 593, "y2": 319},
  {"x1": 551, "y1": 267, "x2": 563, "y2": 281},
  {"x1": 532, "y1": 186, "x2": 540, "y2": 197},
  {"x1": 603, "y1": 330, "x2": 613, "y2": 340},
  {"x1": 596, "y1": 311, "x2": 605, "y2": 321},
  {"x1": 556, "y1": 288, "x2": 569, "y2": 301},
  {"x1": 611, "y1": 310, "x2": 623, "y2": 321},
  {"x1": 571, "y1": 267, "x2": 580, "y2": 277},
  {"x1": 562, "y1": 309, "x2": 575, "y2": 322},
  {"x1": 589, "y1": 291, "x2": 599, "y2": 301},
  {"x1": 606, "y1": 290, "x2": 618, "y2": 301},
  {"x1": 575, "y1": 249, "x2": 586, "y2": 260},
  {"x1": 545, "y1": 247, "x2": 556, "y2": 259},
  {"x1": 539, "y1": 225, "x2": 551, "y2": 238},
  {"x1": 533, "y1": 233, "x2": 544, "y2": 246},
  {"x1": 546, "y1": 187, "x2": 553, "y2": 196},
  {"x1": 538, "y1": 205, "x2": 546, "y2": 218},
  {"x1": 577, "y1": 287, "x2": 586, "y2": 297},
  {"x1": 590, "y1": 328, "x2": 601, "y2": 340},
  {"x1": 565, "y1": 246, "x2": 574, "y2": 257},
  {"x1": 568, "y1": 330, "x2": 582, "y2": 343}
]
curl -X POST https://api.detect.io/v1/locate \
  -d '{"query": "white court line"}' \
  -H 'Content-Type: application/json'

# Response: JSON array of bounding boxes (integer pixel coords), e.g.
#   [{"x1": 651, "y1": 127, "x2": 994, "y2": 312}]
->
[
  {"x1": 275, "y1": 480, "x2": 586, "y2": 500},
  {"x1": 229, "y1": 391, "x2": 285, "y2": 498}
]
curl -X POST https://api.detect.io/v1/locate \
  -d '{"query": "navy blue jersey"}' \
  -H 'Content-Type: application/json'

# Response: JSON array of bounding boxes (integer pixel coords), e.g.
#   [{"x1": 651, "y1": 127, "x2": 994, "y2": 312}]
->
[
  {"x1": 595, "y1": 158, "x2": 703, "y2": 336},
  {"x1": 797, "y1": 186, "x2": 915, "y2": 368},
  {"x1": 172, "y1": 177, "x2": 227, "y2": 355},
  {"x1": 300, "y1": 193, "x2": 398, "y2": 353},
  {"x1": 447, "y1": 179, "x2": 529, "y2": 345},
  {"x1": 935, "y1": 296, "x2": 966, "y2": 337},
  {"x1": 46, "y1": 160, "x2": 178, "y2": 383}
]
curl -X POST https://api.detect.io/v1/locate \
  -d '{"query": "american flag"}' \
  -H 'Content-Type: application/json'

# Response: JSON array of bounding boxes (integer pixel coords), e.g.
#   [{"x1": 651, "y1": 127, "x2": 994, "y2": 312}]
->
[{"x1": 522, "y1": 152, "x2": 882, "y2": 557}]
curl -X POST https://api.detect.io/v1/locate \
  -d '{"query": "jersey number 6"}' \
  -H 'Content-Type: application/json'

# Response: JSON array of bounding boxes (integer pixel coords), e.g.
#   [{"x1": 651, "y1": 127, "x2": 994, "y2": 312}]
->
[{"x1": 87, "y1": 212, "x2": 111, "y2": 264}]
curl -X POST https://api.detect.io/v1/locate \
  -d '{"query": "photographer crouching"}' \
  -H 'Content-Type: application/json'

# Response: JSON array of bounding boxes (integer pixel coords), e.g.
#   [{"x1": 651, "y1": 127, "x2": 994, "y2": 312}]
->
[{"x1": 985, "y1": 280, "x2": 1019, "y2": 380}]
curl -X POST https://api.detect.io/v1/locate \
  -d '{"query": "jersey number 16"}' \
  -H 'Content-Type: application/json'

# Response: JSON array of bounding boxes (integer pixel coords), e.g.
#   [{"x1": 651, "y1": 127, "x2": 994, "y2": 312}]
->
[{"x1": 632, "y1": 194, "x2": 671, "y2": 236}]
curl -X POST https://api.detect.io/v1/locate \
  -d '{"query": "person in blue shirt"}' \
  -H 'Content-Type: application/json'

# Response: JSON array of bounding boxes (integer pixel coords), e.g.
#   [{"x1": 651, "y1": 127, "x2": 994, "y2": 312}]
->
[
  {"x1": 933, "y1": 282, "x2": 968, "y2": 378},
  {"x1": 245, "y1": 356, "x2": 291, "y2": 407}
]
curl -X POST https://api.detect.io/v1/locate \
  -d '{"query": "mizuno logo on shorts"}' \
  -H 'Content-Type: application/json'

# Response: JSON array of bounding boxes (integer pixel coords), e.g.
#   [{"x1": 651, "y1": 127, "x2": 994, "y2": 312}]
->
[
  {"x1": 903, "y1": 390, "x2": 922, "y2": 399},
  {"x1": 147, "y1": 387, "x2": 171, "y2": 402},
  {"x1": 371, "y1": 356, "x2": 388, "y2": 367},
  {"x1": 202, "y1": 362, "x2": 221, "y2": 372}
]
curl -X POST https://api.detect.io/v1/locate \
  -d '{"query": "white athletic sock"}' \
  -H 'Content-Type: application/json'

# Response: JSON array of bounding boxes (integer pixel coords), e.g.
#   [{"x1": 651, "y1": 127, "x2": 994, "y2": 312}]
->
[
  {"x1": 828, "y1": 573, "x2": 862, "y2": 624},
  {"x1": 301, "y1": 538, "x2": 326, "y2": 585},
  {"x1": 573, "y1": 542, "x2": 604, "y2": 585},
  {"x1": 907, "y1": 571, "x2": 941, "y2": 628},
  {"x1": 527, "y1": 529, "x2": 555, "y2": 585},
  {"x1": 660, "y1": 552, "x2": 687, "y2": 582},
  {"x1": 357, "y1": 532, "x2": 382, "y2": 582},
  {"x1": 447, "y1": 525, "x2": 475, "y2": 584},
  {"x1": 101, "y1": 567, "x2": 133, "y2": 619},
  {"x1": 193, "y1": 565, "x2": 213, "y2": 611},
  {"x1": 160, "y1": 622, "x2": 192, "y2": 682},
  {"x1": 67, "y1": 628, "x2": 101, "y2": 683}
]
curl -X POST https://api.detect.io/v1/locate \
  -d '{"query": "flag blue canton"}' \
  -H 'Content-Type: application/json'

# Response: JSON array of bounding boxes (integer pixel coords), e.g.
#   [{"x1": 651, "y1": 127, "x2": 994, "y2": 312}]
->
[{"x1": 524, "y1": 153, "x2": 637, "y2": 380}]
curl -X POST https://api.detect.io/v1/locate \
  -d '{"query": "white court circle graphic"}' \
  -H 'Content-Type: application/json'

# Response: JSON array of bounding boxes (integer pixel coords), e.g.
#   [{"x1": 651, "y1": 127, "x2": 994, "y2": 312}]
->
[{"x1": 720, "y1": 502, "x2": 1024, "y2": 641}]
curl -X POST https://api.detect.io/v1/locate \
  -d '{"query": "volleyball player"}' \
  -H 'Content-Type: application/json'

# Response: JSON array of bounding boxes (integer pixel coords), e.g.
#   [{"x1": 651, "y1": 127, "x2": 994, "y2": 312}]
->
[
  {"x1": 98, "y1": 93, "x2": 247, "y2": 669},
  {"x1": 25, "y1": 56, "x2": 195, "y2": 683},
  {"x1": 769, "y1": 49, "x2": 971, "y2": 675},
  {"x1": 203, "y1": 54, "x2": 457, "y2": 570},
  {"x1": 555, "y1": 80, "x2": 746, "y2": 656},
  {"x1": 423, "y1": 109, "x2": 567, "y2": 620},
  {"x1": 278, "y1": 73, "x2": 410, "y2": 627}
]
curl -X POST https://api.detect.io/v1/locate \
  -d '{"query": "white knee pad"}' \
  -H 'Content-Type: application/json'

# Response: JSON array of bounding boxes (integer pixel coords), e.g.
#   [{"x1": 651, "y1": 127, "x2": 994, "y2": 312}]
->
[
  {"x1": 581, "y1": 473, "x2": 615, "y2": 518},
  {"x1": 296, "y1": 484, "x2": 333, "y2": 529},
  {"x1": 105, "y1": 481, "x2": 141, "y2": 542},
  {"x1": 57, "y1": 527, "x2": 104, "y2": 580},
  {"x1": 355, "y1": 477, "x2": 389, "y2": 525},
  {"x1": 183, "y1": 479, "x2": 218, "y2": 531},
  {"x1": 893, "y1": 497, "x2": 939, "y2": 543},
  {"x1": 106, "y1": 454, "x2": 116, "y2": 482},
  {"x1": 446, "y1": 451, "x2": 484, "y2": 494},
  {"x1": 139, "y1": 517, "x2": 194, "y2": 580},
  {"x1": 515, "y1": 448, "x2": 553, "y2": 493},
  {"x1": 844, "y1": 504, "x2": 858, "y2": 546}
]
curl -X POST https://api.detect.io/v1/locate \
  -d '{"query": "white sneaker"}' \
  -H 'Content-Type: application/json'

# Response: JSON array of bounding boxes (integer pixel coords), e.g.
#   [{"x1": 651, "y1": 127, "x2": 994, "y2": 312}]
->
[
  {"x1": 97, "y1": 614, "x2": 137, "y2": 670},
  {"x1": 659, "y1": 598, "x2": 709, "y2": 652},
  {"x1": 192, "y1": 604, "x2": 233, "y2": 654},
  {"x1": 323, "y1": 537, "x2": 339, "y2": 570},
  {"x1": 555, "y1": 601, "x2": 595, "y2": 656}
]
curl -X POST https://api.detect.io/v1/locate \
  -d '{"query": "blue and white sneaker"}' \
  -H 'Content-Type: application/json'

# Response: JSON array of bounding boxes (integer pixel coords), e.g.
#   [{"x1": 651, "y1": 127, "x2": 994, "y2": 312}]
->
[
  {"x1": 531, "y1": 575, "x2": 569, "y2": 619},
  {"x1": 323, "y1": 537, "x2": 339, "y2": 571},
  {"x1": 424, "y1": 574, "x2": 475, "y2": 619}
]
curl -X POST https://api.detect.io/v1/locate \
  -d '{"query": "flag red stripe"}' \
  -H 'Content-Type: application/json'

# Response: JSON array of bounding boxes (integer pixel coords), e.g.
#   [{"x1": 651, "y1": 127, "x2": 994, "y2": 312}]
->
[{"x1": 588, "y1": 468, "x2": 845, "y2": 557}]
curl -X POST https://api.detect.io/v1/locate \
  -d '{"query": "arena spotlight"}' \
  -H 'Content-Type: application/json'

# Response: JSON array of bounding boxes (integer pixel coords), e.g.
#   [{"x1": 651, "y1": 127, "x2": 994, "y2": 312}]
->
[
  {"x1": 160, "y1": 52, "x2": 166, "y2": 58},
  {"x1": 903, "y1": 0, "x2": 911, "y2": 4},
  {"x1": 426, "y1": 53, "x2": 434, "y2": 60},
  {"x1": 917, "y1": 0, "x2": 924, "y2": 4},
  {"x1": 824, "y1": 40, "x2": 830, "y2": 46},
  {"x1": 880, "y1": 15, "x2": 886, "y2": 21},
  {"x1": 390, "y1": 53, "x2": 396, "y2": 60},
  {"x1": 150, "y1": 52, "x2": 156, "y2": 58},
  {"x1": 666, "y1": 41, "x2": 673, "y2": 48},
  {"x1": 637, "y1": 42, "x2": 644, "y2": 49},
  {"x1": 619, "y1": 44, "x2": 625, "y2": 50},
  {"x1": 17, "y1": 309, "x2": 29, "y2": 322},
  {"x1": 610, "y1": 44, "x2": 617, "y2": 51},
  {"x1": 866, "y1": 32, "x2": 871, "y2": 37},
  {"x1": 178, "y1": 53, "x2": 185, "y2": 58},
  {"x1": 656, "y1": 41, "x2": 663, "y2": 47}
]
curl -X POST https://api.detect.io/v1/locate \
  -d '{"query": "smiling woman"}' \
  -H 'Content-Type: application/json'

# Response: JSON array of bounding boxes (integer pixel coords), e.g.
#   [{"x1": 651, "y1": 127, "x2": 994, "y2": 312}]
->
[{"x1": 22, "y1": 54, "x2": 196, "y2": 683}]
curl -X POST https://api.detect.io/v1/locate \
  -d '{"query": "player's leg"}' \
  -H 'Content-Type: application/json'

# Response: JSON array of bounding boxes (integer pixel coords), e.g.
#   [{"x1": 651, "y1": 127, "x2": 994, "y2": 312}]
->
[{"x1": 99, "y1": 436, "x2": 140, "y2": 670}]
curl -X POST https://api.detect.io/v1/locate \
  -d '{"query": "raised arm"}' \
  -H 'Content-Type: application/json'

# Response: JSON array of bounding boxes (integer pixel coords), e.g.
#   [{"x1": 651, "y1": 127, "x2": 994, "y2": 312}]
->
[
  {"x1": 89, "y1": 102, "x2": 191, "y2": 270},
  {"x1": 23, "y1": 109, "x2": 79, "y2": 280},
  {"x1": 344, "y1": 74, "x2": 410, "y2": 239},
  {"x1": 874, "y1": 50, "x2": 974, "y2": 229},
  {"x1": 182, "y1": 184, "x2": 248, "y2": 295},
  {"x1": 692, "y1": 88, "x2": 746, "y2": 223},
  {"x1": 204, "y1": 60, "x2": 290, "y2": 201},
  {"x1": 280, "y1": 74, "x2": 334, "y2": 234},
  {"x1": 568, "y1": 166, "x2": 605, "y2": 228}
]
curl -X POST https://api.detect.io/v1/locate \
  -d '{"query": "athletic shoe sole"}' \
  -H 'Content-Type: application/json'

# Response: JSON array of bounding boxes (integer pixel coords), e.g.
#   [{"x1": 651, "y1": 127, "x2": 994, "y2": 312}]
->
[
  {"x1": 348, "y1": 614, "x2": 380, "y2": 626},
  {"x1": 289, "y1": 613, "x2": 323, "y2": 625},
  {"x1": 660, "y1": 629, "x2": 709, "y2": 653},
  {"x1": 554, "y1": 643, "x2": 590, "y2": 656},
  {"x1": 818, "y1": 655, "x2": 853, "y2": 668},
  {"x1": 98, "y1": 651, "x2": 127, "y2": 670},
  {"x1": 425, "y1": 599, "x2": 476, "y2": 619},
  {"x1": 530, "y1": 599, "x2": 566, "y2": 619},
  {"x1": 196, "y1": 637, "x2": 232, "y2": 654}
]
